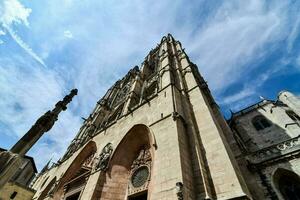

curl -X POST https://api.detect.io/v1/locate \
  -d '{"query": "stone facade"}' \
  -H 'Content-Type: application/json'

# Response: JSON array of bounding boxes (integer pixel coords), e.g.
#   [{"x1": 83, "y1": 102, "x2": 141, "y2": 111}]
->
[
  {"x1": 31, "y1": 34, "x2": 251, "y2": 200},
  {"x1": 227, "y1": 91, "x2": 300, "y2": 200}
]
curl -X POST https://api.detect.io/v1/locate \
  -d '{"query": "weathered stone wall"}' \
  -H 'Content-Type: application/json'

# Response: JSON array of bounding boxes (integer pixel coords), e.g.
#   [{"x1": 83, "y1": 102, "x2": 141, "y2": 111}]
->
[
  {"x1": 0, "y1": 181, "x2": 35, "y2": 200},
  {"x1": 228, "y1": 92, "x2": 300, "y2": 199},
  {"x1": 233, "y1": 102, "x2": 298, "y2": 151}
]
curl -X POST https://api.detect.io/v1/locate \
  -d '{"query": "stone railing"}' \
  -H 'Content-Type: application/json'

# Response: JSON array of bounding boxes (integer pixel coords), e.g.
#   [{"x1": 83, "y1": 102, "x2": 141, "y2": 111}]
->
[{"x1": 246, "y1": 135, "x2": 300, "y2": 164}]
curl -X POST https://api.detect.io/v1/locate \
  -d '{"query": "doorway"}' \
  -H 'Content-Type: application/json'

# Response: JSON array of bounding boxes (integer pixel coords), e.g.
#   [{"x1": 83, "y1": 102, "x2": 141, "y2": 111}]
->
[
  {"x1": 128, "y1": 191, "x2": 148, "y2": 200},
  {"x1": 65, "y1": 192, "x2": 80, "y2": 200}
]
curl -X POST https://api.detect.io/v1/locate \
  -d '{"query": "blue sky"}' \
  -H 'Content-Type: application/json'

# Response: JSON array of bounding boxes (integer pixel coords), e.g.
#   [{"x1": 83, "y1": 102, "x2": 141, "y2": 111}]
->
[{"x1": 0, "y1": 0, "x2": 300, "y2": 170}]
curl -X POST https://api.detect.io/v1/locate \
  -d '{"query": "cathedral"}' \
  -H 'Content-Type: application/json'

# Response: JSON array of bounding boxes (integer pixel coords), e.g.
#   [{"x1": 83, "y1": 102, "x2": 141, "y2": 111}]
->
[{"x1": 13, "y1": 34, "x2": 300, "y2": 199}]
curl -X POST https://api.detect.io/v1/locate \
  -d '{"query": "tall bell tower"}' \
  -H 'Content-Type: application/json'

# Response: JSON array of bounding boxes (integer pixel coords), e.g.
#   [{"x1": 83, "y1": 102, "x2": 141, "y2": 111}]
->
[{"x1": 32, "y1": 34, "x2": 250, "y2": 200}]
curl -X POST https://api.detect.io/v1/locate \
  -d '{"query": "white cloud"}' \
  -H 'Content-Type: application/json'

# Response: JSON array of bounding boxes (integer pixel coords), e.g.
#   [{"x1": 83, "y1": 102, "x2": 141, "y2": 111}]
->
[
  {"x1": 222, "y1": 89, "x2": 255, "y2": 105},
  {"x1": 0, "y1": 0, "x2": 31, "y2": 26},
  {"x1": 0, "y1": 30, "x2": 5, "y2": 35},
  {"x1": 64, "y1": 30, "x2": 73, "y2": 38},
  {"x1": 0, "y1": 40, "x2": 3, "y2": 44}
]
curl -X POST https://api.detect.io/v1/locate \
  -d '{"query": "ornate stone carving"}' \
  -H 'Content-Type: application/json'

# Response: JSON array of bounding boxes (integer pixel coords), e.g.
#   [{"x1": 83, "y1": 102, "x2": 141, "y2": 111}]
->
[
  {"x1": 246, "y1": 136, "x2": 300, "y2": 164},
  {"x1": 141, "y1": 75, "x2": 159, "y2": 102},
  {"x1": 131, "y1": 148, "x2": 151, "y2": 171},
  {"x1": 107, "y1": 103, "x2": 124, "y2": 123},
  {"x1": 111, "y1": 82, "x2": 132, "y2": 108},
  {"x1": 109, "y1": 67, "x2": 139, "y2": 109},
  {"x1": 128, "y1": 148, "x2": 152, "y2": 195},
  {"x1": 82, "y1": 152, "x2": 95, "y2": 169},
  {"x1": 96, "y1": 143, "x2": 113, "y2": 171},
  {"x1": 86, "y1": 123, "x2": 96, "y2": 137}
]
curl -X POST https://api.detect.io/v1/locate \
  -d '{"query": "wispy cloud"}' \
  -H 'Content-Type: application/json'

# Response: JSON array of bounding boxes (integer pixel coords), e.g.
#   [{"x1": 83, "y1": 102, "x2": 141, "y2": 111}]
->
[
  {"x1": 187, "y1": 0, "x2": 291, "y2": 91},
  {"x1": 0, "y1": 0, "x2": 46, "y2": 67},
  {"x1": 287, "y1": 16, "x2": 300, "y2": 53},
  {"x1": 220, "y1": 58, "x2": 289, "y2": 112},
  {"x1": 4, "y1": 25, "x2": 46, "y2": 67},
  {"x1": 63, "y1": 30, "x2": 73, "y2": 39}
]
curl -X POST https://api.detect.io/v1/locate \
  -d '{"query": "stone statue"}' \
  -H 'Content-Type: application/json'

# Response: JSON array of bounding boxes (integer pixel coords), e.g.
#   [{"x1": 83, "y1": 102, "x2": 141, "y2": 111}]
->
[
  {"x1": 96, "y1": 143, "x2": 113, "y2": 171},
  {"x1": 131, "y1": 148, "x2": 151, "y2": 170}
]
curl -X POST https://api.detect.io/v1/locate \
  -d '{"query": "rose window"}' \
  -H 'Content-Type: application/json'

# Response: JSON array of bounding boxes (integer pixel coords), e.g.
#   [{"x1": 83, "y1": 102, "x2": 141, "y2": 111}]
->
[{"x1": 131, "y1": 166, "x2": 149, "y2": 188}]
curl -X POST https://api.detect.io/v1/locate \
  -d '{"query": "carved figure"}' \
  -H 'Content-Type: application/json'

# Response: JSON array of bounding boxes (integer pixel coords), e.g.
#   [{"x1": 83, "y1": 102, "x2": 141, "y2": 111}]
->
[
  {"x1": 131, "y1": 148, "x2": 151, "y2": 170},
  {"x1": 96, "y1": 143, "x2": 113, "y2": 171}
]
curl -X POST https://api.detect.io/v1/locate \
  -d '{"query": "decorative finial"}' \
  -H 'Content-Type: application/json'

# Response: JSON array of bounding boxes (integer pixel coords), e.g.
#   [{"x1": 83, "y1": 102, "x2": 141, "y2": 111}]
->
[{"x1": 53, "y1": 89, "x2": 78, "y2": 113}]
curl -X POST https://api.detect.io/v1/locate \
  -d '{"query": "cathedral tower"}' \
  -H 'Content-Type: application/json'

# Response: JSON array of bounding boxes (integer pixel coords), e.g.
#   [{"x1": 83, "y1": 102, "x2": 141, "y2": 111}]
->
[{"x1": 32, "y1": 34, "x2": 250, "y2": 200}]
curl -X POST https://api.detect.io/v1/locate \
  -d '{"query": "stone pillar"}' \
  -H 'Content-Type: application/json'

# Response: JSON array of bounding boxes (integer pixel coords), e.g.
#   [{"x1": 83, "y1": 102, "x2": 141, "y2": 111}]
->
[
  {"x1": 10, "y1": 89, "x2": 77, "y2": 156},
  {"x1": 0, "y1": 89, "x2": 77, "y2": 189}
]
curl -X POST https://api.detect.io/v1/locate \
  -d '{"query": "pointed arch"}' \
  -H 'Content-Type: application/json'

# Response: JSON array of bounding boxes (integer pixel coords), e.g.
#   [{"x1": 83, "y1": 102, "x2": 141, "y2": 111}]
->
[
  {"x1": 272, "y1": 168, "x2": 300, "y2": 200},
  {"x1": 53, "y1": 140, "x2": 97, "y2": 199},
  {"x1": 92, "y1": 124, "x2": 156, "y2": 200}
]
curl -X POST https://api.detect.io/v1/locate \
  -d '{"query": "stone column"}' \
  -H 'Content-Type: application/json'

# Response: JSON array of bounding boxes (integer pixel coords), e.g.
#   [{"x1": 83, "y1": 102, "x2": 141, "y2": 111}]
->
[{"x1": 0, "y1": 89, "x2": 77, "y2": 189}]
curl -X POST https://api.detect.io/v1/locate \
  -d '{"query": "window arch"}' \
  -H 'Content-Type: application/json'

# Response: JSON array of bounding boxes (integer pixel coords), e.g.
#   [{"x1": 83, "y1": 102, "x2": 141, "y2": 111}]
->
[
  {"x1": 49, "y1": 141, "x2": 97, "y2": 200},
  {"x1": 252, "y1": 115, "x2": 271, "y2": 131},
  {"x1": 286, "y1": 110, "x2": 300, "y2": 123}
]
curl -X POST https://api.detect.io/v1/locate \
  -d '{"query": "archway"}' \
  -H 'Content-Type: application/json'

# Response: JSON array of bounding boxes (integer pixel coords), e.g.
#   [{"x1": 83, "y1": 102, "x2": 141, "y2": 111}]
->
[
  {"x1": 53, "y1": 141, "x2": 97, "y2": 200},
  {"x1": 92, "y1": 124, "x2": 155, "y2": 200},
  {"x1": 273, "y1": 168, "x2": 300, "y2": 200}
]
